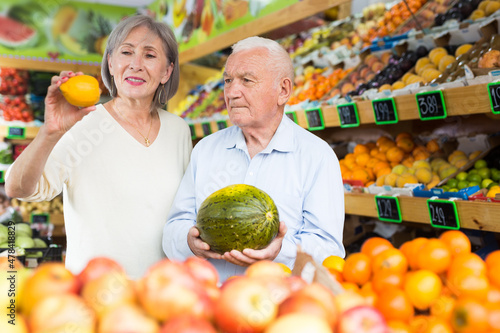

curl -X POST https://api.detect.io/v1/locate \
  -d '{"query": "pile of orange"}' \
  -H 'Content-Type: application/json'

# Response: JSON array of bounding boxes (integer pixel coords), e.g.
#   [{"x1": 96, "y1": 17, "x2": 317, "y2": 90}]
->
[
  {"x1": 339, "y1": 133, "x2": 439, "y2": 187},
  {"x1": 323, "y1": 230, "x2": 500, "y2": 333}
]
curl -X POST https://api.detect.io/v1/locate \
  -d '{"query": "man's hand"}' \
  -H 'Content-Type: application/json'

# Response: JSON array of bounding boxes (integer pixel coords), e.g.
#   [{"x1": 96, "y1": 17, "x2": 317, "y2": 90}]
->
[
  {"x1": 222, "y1": 221, "x2": 287, "y2": 267},
  {"x1": 187, "y1": 226, "x2": 223, "y2": 260}
]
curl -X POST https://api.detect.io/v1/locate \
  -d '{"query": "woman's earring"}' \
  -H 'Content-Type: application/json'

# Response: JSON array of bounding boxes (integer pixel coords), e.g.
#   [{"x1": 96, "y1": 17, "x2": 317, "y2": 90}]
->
[
  {"x1": 159, "y1": 84, "x2": 166, "y2": 105},
  {"x1": 111, "y1": 76, "x2": 116, "y2": 96}
]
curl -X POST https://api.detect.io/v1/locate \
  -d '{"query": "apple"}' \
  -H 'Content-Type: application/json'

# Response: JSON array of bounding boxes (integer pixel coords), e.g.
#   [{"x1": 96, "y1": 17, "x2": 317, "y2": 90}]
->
[
  {"x1": 21, "y1": 262, "x2": 80, "y2": 315},
  {"x1": 294, "y1": 282, "x2": 338, "y2": 324},
  {"x1": 245, "y1": 260, "x2": 288, "y2": 279},
  {"x1": 337, "y1": 305, "x2": 388, "y2": 333},
  {"x1": 335, "y1": 290, "x2": 367, "y2": 314},
  {"x1": 78, "y1": 256, "x2": 125, "y2": 286},
  {"x1": 0, "y1": 256, "x2": 24, "y2": 271},
  {"x1": 160, "y1": 315, "x2": 218, "y2": 333},
  {"x1": 285, "y1": 276, "x2": 307, "y2": 293},
  {"x1": 184, "y1": 256, "x2": 219, "y2": 288},
  {"x1": 81, "y1": 270, "x2": 136, "y2": 318},
  {"x1": 264, "y1": 313, "x2": 331, "y2": 333},
  {"x1": 136, "y1": 259, "x2": 213, "y2": 322},
  {"x1": 98, "y1": 303, "x2": 159, "y2": 333},
  {"x1": 254, "y1": 276, "x2": 291, "y2": 305},
  {"x1": 28, "y1": 294, "x2": 96, "y2": 333},
  {"x1": 278, "y1": 294, "x2": 333, "y2": 328},
  {"x1": 214, "y1": 276, "x2": 278, "y2": 333}
]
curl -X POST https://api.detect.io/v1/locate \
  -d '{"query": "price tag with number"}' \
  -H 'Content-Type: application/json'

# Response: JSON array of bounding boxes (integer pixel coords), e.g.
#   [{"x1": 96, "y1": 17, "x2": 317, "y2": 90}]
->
[
  {"x1": 372, "y1": 98, "x2": 398, "y2": 125},
  {"x1": 285, "y1": 111, "x2": 298, "y2": 124},
  {"x1": 201, "y1": 122, "x2": 212, "y2": 136},
  {"x1": 0, "y1": 170, "x2": 4, "y2": 183},
  {"x1": 216, "y1": 121, "x2": 228, "y2": 130},
  {"x1": 305, "y1": 108, "x2": 325, "y2": 131},
  {"x1": 30, "y1": 213, "x2": 50, "y2": 224},
  {"x1": 487, "y1": 82, "x2": 500, "y2": 114},
  {"x1": 189, "y1": 124, "x2": 196, "y2": 140},
  {"x1": 416, "y1": 90, "x2": 447, "y2": 120},
  {"x1": 375, "y1": 195, "x2": 402, "y2": 223},
  {"x1": 427, "y1": 199, "x2": 460, "y2": 230},
  {"x1": 336, "y1": 103, "x2": 360, "y2": 128},
  {"x1": 6, "y1": 126, "x2": 26, "y2": 139}
]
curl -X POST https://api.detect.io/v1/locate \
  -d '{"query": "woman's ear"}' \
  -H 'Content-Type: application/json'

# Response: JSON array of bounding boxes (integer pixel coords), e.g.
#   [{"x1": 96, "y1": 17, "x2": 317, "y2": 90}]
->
[
  {"x1": 107, "y1": 54, "x2": 113, "y2": 76},
  {"x1": 277, "y1": 77, "x2": 293, "y2": 106},
  {"x1": 161, "y1": 62, "x2": 174, "y2": 85}
]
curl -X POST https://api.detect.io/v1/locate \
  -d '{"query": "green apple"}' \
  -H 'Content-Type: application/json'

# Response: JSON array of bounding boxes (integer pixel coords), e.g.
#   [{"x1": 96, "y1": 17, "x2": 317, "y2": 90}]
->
[
  {"x1": 474, "y1": 159, "x2": 487, "y2": 169},
  {"x1": 477, "y1": 167, "x2": 491, "y2": 180},
  {"x1": 481, "y1": 178, "x2": 494, "y2": 189},
  {"x1": 456, "y1": 172, "x2": 468, "y2": 181}
]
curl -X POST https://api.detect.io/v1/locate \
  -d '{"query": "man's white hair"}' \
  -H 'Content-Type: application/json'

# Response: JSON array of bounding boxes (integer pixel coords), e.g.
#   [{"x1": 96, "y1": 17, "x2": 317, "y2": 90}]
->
[{"x1": 231, "y1": 36, "x2": 294, "y2": 86}]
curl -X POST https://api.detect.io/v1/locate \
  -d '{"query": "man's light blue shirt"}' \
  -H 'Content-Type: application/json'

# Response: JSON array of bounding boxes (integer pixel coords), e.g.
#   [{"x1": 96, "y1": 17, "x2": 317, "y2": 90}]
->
[{"x1": 163, "y1": 114, "x2": 345, "y2": 281}]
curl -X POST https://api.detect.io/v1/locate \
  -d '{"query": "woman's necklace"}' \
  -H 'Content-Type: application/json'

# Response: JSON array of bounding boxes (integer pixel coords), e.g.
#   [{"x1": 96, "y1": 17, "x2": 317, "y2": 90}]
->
[{"x1": 114, "y1": 101, "x2": 153, "y2": 147}]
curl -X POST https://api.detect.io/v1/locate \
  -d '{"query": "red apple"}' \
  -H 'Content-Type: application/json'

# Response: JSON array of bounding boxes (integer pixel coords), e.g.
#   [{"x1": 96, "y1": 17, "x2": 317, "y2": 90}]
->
[
  {"x1": 136, "y1": 259, "x2": 213, "y2": 322},
  {"x1": 214, "y1": 276, "x2": 278, "y2": 333},
  {"x1": 337, "y1": 305, "x2": 388, "y2": 333},
  {"x1": 294, "y1": 282, "x2": 338, "y2": 324},
  {"x1": 78, "y1": 256, "x2": 125, "y2": 286},
  {"x1": 21, "y1": 262, "x2": 79, "y2": 315},
  {"x1": 265, "y1": 313, "x2": 331, "y2": 333},
  {"x1": 28, "y1": 294, "x2": 96, "y2": 333},
  {"x1": 278, "y1": 294, "x2": 333, "y2": 327},
  {"x1": 285, "y1": 275, "x2": 307, "y2": 293},
  {"x1": 81, "y1": 270, "x2": 136, "y2": 318},
  {"x1": 98, "y1": 303, "x2": 159, "y2": 333},
  {"x1": 245, "y1": 260, "x2": 288, "y2": 279},
  {"x1": 160, "y1": 315, "x2": 218, "y2": 333},
  {"x1": 255, "y1": 276, "x2": 291, "y2": 305},
  {"x1": 184, "y1": 256, "x2": 219, "y2": 288},
  {"x1": 335, "y1": 290, "x2": 367, "y2": 314}
]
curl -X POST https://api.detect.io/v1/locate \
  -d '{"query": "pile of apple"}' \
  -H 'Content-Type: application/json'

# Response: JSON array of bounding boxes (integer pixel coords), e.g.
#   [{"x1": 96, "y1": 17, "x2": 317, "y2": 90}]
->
[{"x1": 1, "y1": 256, "x2": 392, "y2": 333}]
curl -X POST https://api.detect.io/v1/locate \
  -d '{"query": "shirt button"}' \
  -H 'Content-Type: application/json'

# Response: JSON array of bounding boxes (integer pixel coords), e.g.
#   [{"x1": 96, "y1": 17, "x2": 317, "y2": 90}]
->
[{"x1": 249, "y1": 172, "x2": 254, "y2": 176}]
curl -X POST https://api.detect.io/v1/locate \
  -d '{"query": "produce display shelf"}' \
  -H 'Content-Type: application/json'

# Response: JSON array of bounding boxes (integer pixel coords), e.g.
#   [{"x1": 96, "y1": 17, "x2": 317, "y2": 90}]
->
[
  {"x1": 345, "y1": 192, "x2": 500, "y2": 233},
  {"x1": 189, "y1": 83, "x2": 500, "y2": 138},
  {"x1": 0, "y1": 124, "x2": 39, "y2": 140}
]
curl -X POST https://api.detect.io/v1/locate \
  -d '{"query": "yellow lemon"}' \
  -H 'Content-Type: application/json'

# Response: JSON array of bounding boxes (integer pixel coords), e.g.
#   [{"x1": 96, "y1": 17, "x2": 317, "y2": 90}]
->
[
  {"x1": 322, "y1": 255, "x2": 345, "y2": 272},
  {"x1": 486, "y1": 185, "x2": 500, "y2": 198},
  {"x1": 60, "y1": 75, "x2": 101, "y2": 107},
  {"x1": 277, "y1": 263, "x2": 292, "y2": 275}
]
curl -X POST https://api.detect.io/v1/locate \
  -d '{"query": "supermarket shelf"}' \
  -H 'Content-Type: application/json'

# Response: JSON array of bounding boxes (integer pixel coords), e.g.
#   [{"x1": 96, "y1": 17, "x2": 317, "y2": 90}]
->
[
  {"x1": 0, "y1": 57, "x2": 101, "y2": 75},
  {"x1": 0, "y1": 124, "x2": 40, "y2": 140},
  {"x1": 189, "y1": 83, "x2": 500, "y2": 138},
  {"x1": 345, "y1": 192, "x2": 500, "y2": 233}
]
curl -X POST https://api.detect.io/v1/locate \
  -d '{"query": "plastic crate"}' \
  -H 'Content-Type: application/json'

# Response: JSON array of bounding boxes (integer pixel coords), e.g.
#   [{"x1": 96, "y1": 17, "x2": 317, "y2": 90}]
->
[{"x1": 412, "y1": 185, "x2": 480, "y2": 201}]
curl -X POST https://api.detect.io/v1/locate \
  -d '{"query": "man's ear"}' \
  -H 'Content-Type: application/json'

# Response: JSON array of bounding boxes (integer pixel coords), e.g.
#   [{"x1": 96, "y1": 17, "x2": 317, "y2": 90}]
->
[{"x1": 277, "y1": 77, "x2": 293, "y2": 106}]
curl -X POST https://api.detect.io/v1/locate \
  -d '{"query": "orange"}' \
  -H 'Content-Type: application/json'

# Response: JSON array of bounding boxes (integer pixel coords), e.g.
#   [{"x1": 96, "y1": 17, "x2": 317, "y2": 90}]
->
[
  {"x1": 447, "y1": 253, "x2": 487, "y2": 279},
  {"x1": 386, "y1": 147, "x2": 405, "y2": 163},
  {"x1": 486, "y1": 284, "x2": 500, "y2": 303},
  {"x1": 402, "y1": 238, "x2": 428, "y2": 270},
  {"x1": 359, "y1": 284, "x2": 378, "y2": 306},
  {"x1": 341, "y1": 281, "x2": 361, "y2": 292},
  {"x1": 488, "y1": 263, "x2": 500, "y2": 288},
  {"x1": 372, "y1": 160, "x2": 390, "y2": 174},
  {"x1": 488, "y1": 302, "x2": 500, "y2": 331},
  {"x1": 375, "y1": 288, "x2": 414, "y2": 322},
  {"x1": 354, "y1": 144, "x2": 370, "y2": 155},
  {"x1": 421, "y1": 316, "x2": 453, "y2": 333},
  {"x1": 395, "y1": 132, "x2": 412, "y2": 142},
  {"x1": 409, "y1": 315, "x2": 431, "y2": 333},
  {"x1": 376, "y1": 167, "x2": 392, "y2": 179},
  {"x1": 342, "y1": 252, "x2": 372, "y2": 286},
  {"x1": 450, "y1": 298, "x2": 489, "y2": 333},
  {"x1": 371, "y1": 270, "x2": 404, "y2": 294},
  {"x1": 387, "y1": 320, "x2": 411, "y2": 333},
  {"x1": 446, "y1": 269, "x2": 490, "y2": 301},
  {"x1": 430, "y1": 294, "x2": 456, "y2": 321},
  {"x1": 344, "y1": 153, "x2": 356, "y2": 163},
  {"x1": 439, "y1": 230, "x2": 471, "y2": 257},
  {"x1": 361, "y1": 237, "x2": 394, "y2": 258},
  {"x1": 372, "y1": 248, "x2": 408, "y2": 276},
  {"x1": 415, "y1": 238, "x2": 452, "y2": 274},
  {"x1": 426, "y1": 139, "x2": 440, "y2": 153},
  {"x1": 396, "y1": 137, "x2": 415, "y2": 153},
  {"x1": 327, "y1": 268, "x2": 344, "y2": 283},
  {"x1": 374, "y1": 152, "x2": 389, "y2": 162},
  {"x1": 366, "y1": 157, "x2": 381, "y2": 170},
  {"x1": 404, "y1": 269, "x2": 442, "y2": 310},
  {"x1": 351, "y1": 169, "x2": 371, "y2": 185},
  {"x1": 355, "y1": 153, "x2": 371, "y2": 167},
  {"x1": 485, "y1": 250, "x2": 500, "y2": 269},
  {"x1": 379, "y1": 141, "x2": 397, "y2": 154}
]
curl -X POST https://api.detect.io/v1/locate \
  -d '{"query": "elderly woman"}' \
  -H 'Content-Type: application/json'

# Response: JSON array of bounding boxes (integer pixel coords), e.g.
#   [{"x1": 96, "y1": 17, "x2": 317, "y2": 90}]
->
[{"x1": 5, "y1": 15, "x2": 192, "y2": 279}]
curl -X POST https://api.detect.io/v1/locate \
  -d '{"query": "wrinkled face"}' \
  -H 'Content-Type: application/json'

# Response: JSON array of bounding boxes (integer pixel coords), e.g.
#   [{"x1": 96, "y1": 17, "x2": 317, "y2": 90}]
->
[
  {"x1": 108, "y1": 25, "x2": 172, "y2": 103},
  {"x1": 223, "y1": 48, "x2": 282, "y2": 129}
]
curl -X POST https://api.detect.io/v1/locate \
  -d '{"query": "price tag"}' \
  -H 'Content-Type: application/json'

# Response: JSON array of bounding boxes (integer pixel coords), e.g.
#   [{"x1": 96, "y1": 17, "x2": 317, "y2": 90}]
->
[
  {"x1": 189, "y1": 124, "x2": 196, "y2": 140},
  {"x1": 372, "y1": 98, "x2": 398, "y2": 125},
  {"x1": 0, "y1": 170, "x2": 4, "y2": 183},
  {"x1": 216, "y1": 120, "x2": 227, "y2": 130},
  {"x1": 30, "y1": 213, "x2": 50, "y2": 224},
  {"x1": 6, "y1": 126, "x2": 26, "y2": 139},
  {"x1": 416, "y1": 90, "x2": 447, "y2": 120},
  {"x1": 336, "y1": 103, "x2": 360, "y2": 128},
  {"x1": 305, "y1": 108, "x2": 325, "y2": 131},
  {"x1": 285, "y1": 111, "x2": 298, "y2": 124},
  {"x1": 487, "y1": 82, "x2": 500, "y2": 114},
  {"x1": 375, "y1": 195, "x2": 402, "y2": 223},
  {"x1": 427, "y1": 199, "x2": 460, "y2": 230},
  {"x1": 201, "y1": 122, "x2": 212, "y2": 136}
]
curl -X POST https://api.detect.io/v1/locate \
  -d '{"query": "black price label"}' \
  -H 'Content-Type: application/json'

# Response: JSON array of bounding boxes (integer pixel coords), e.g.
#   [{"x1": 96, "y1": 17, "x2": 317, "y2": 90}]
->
[
  {"x1": 285, "y1": 111, "x2": 298, "y2": 124},
  {"x1": 201, "y1": 122, "x2": 212, "y2": 136},
  {"x1": 336, "y1": 103, "x2": 360, "y2": 128},
  {"x1": 189, "y1": 124, "x2": 196, "y2": 140},
  {"x1": 372, "y1": 98, "x2": 398, "y2": 125},
  {"x1": 427, "y1": 199, "x2": 460, "y2": 230},
  {"x1": 6, "y1": 126, "x2": 26, "y2": 139},
  {"x1": 30, "y1": 213, "x2": 50, "y2": 224},
  {"x1": 487, "y1": 82, "x2": 500, "y2": 114},
  {"x1": 216, "y1": 121, "x2": 227, "y2": 130},
  {"x1": 305, "y1": 108, "x2": 325, "y2": 131},
  {"x1": 416, "y1": 91, "x2": 447, "y2": 120},
  {"x1": 0, "y1": 170, "x2": 4, "y2": 183},
  {"x1": 375, "y1": 195, "x2": 402, "y2": 223}
]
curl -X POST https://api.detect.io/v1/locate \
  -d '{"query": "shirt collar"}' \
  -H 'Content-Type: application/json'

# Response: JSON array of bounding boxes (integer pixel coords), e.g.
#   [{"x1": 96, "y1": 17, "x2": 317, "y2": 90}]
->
[{"x1": 224, "y1": 113, "x2": 294, "y2": 153}]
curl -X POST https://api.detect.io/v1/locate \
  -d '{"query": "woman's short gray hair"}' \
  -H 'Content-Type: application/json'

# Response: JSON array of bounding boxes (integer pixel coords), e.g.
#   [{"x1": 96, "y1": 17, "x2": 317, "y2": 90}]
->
[
  {"x1": 230, "y1": 36, "x2": 294, "y2": 86},
  {"x1": 101, "y1": 14, "x2": 180, "y2": 111}
]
